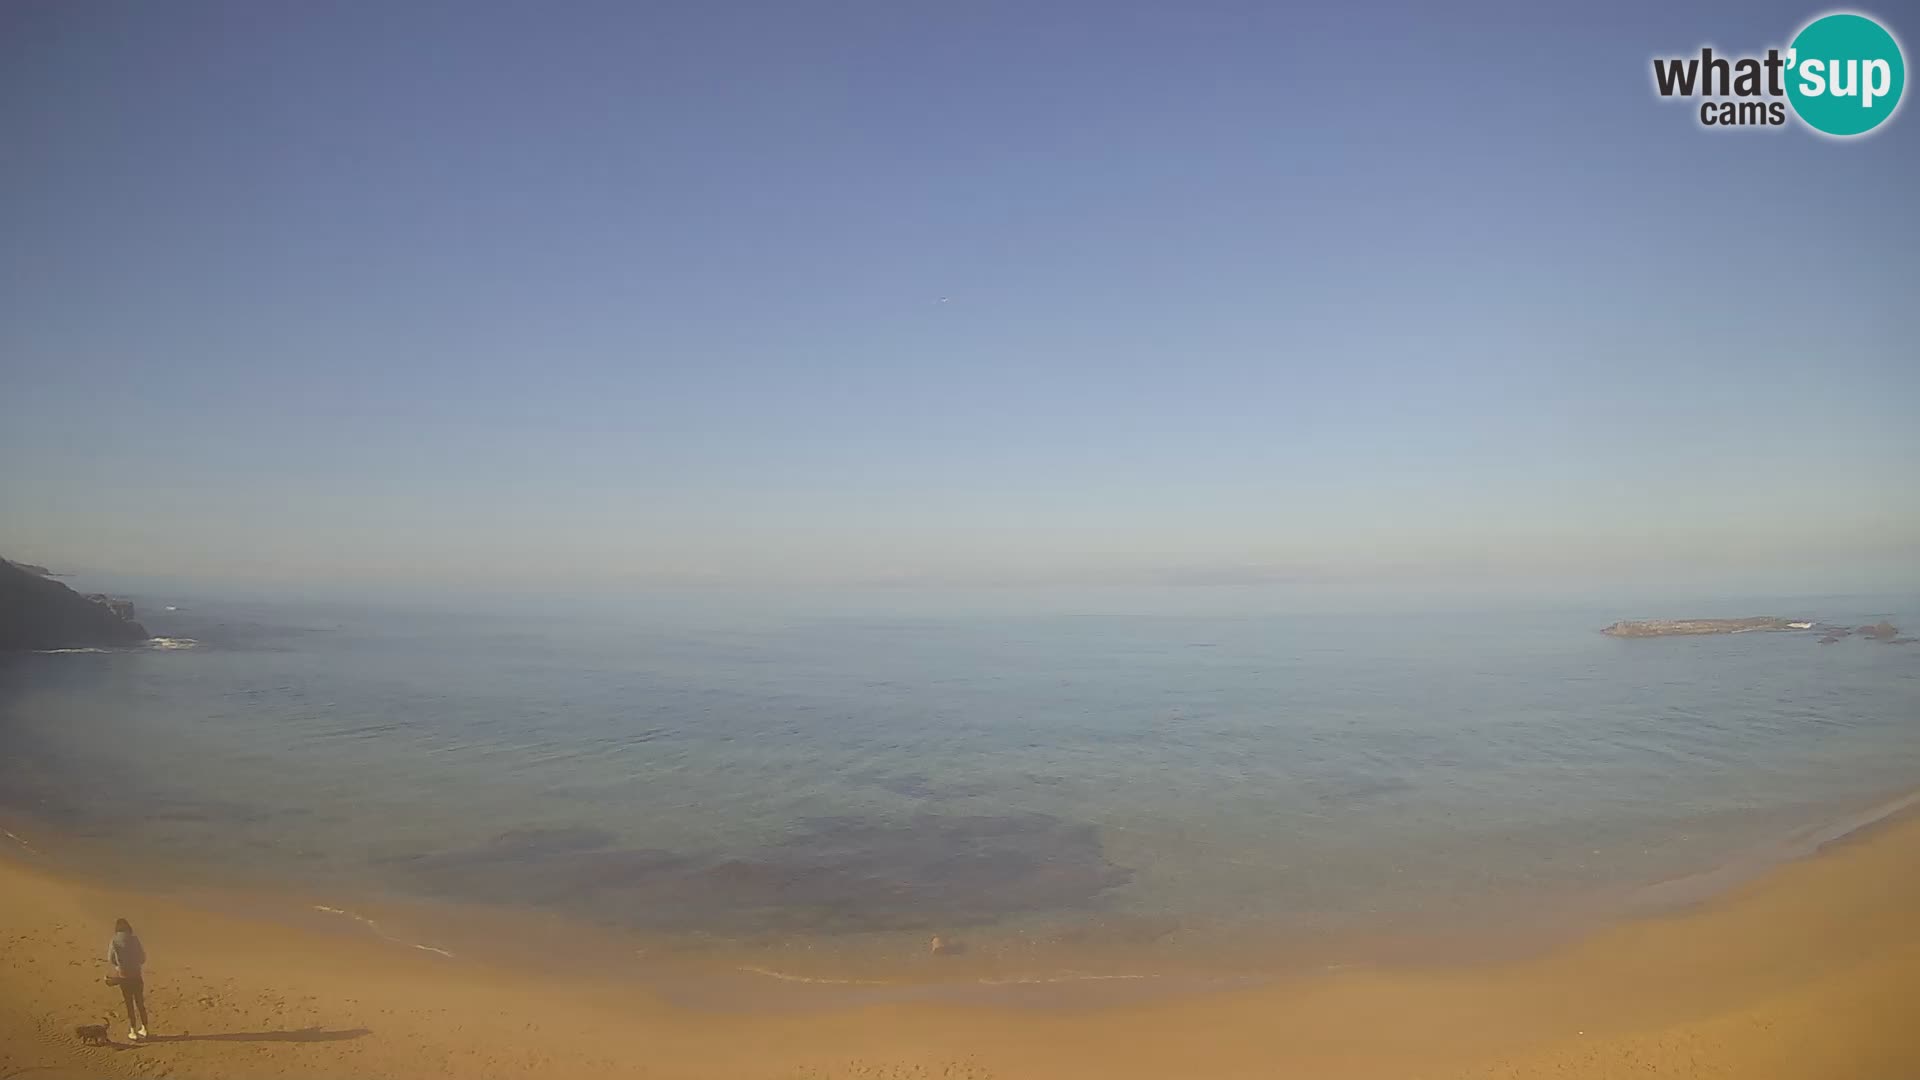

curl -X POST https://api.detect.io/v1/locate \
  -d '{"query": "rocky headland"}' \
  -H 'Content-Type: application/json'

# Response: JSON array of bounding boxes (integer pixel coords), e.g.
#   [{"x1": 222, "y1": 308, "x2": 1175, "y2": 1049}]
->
[{"x1": 0, "y1": 556, "x2": 149, "y2": 650}]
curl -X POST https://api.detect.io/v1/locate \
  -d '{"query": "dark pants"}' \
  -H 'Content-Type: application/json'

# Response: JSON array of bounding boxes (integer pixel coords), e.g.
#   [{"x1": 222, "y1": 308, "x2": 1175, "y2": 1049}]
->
[{"x1": 118, "y1": 977, "x2": 148, "y2": 1030}]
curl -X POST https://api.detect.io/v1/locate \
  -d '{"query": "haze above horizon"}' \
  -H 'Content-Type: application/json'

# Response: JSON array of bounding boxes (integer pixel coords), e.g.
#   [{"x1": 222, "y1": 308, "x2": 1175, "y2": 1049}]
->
[{"x1": 3, "y1": 1, "x2": 1915, "y2": 589}]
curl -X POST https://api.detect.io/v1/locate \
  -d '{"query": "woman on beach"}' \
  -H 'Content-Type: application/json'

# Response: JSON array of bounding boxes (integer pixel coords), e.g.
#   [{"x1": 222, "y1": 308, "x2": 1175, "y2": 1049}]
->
[{"x1": 107, "y1": 918, "x2": 149, "y2": 1042}]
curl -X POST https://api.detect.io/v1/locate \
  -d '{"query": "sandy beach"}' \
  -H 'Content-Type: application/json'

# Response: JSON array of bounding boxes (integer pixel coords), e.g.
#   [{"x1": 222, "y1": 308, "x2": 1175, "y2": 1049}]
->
[{"x1": 3, "y1": 811, "x2": 1916, "y2": 1080}]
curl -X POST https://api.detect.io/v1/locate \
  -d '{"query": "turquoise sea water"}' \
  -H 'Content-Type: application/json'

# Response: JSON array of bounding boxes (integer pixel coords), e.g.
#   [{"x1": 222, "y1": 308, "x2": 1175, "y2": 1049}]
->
[{"x1": 3, "y1": 584, "x2": 1916, "y2": 970}]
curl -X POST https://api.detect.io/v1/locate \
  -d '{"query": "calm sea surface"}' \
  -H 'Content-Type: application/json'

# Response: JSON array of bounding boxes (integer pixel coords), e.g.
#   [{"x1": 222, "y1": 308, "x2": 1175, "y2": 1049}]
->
[{"x1": 3, "y1": 584, "x2": 1917, "y2": 973}]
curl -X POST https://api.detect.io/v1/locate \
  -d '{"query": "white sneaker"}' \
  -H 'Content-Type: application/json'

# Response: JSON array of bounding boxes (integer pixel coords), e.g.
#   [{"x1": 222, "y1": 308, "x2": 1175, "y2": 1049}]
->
[
  {"x1": 128, "y1": 1027, "x2": 142, "y2": 1042},
  {"x1": 137, "y1": 1025, "x2": 149, "y2": 1039}
]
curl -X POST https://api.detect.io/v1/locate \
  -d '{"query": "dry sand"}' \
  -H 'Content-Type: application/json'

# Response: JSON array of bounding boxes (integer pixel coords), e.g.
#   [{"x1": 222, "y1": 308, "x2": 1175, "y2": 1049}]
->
[{"x1": 3, "y1": 814, "x2": 1916, "y2": 1080}]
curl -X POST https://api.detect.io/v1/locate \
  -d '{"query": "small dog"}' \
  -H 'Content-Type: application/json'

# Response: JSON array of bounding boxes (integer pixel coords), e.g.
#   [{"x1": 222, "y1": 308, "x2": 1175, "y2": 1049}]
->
[{"x1": 74, "y1": 1023, "x2": 112, "y2": 1046}]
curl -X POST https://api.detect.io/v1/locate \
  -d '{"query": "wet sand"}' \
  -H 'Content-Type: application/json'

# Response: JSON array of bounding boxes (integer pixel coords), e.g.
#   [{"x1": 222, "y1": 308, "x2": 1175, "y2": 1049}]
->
[{"x1": 3, "y1": 813, "x2": 1917, "y2": 1080}]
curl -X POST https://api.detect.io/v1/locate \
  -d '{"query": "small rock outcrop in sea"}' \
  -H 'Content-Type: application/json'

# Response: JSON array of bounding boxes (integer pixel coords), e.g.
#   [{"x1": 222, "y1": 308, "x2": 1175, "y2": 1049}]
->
[
  {"x1": 1820, "y1": 621, "x2": 1905, "y2": 644},
  {"x1": 1601, "y1": 617, "x2": 1811, "y2": 638},
  {"x1": 84, "y1": 594, "x2": 139, "y2": 623},
  {"x1": 0, "y1": 557, "x2": 149, "y2": 650}
]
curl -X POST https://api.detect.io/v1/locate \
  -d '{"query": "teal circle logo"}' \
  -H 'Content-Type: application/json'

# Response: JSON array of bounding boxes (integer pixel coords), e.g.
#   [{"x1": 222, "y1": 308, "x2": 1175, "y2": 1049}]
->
[{"x1": 1786, "y1": 13, "x2": 1905, "y2": 136}]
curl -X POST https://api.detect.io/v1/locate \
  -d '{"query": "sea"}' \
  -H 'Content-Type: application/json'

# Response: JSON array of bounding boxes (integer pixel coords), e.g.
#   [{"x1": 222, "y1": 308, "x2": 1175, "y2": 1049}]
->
[{"x1": 3, "y1": 581, "x2": 1917, "y2": 990}]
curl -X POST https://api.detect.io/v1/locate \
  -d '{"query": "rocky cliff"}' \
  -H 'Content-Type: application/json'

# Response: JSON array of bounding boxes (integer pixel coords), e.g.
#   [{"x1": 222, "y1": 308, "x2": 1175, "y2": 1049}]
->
[{"x1": 0, "y1": 557, "x2": 149, "y2": 650}]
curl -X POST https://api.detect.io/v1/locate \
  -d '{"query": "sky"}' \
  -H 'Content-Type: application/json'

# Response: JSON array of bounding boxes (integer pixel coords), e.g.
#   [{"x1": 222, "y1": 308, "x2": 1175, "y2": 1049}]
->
[{"x1": 2, "y1": 1, "x2": 1916, "y2": 590}]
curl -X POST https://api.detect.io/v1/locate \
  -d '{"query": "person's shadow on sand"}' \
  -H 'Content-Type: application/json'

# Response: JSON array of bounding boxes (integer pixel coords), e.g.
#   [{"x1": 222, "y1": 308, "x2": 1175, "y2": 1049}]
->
[{"x1": 144, "y1": 1027, "x2": 371, "y2": 1045}]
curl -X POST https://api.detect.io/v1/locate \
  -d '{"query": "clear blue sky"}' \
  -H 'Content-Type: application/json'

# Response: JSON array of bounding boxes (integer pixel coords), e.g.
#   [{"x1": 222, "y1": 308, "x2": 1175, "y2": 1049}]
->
[{"x1": 3, "y1": 1, "x2": 1915, "y2": 588}]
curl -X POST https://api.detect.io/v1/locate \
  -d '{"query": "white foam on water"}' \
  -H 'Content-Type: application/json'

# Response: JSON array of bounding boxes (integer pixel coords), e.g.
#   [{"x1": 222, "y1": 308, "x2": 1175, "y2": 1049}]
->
[
  {"x1": 312, "y1": 904, "x2": 454, "y2": 958},
  {"x1": 1, "y1": 828, "x2": 41, "y2": 855},
  {"x1": 313, "y1": 904, "x2": 379, "y2": 928},
  {"x1": 734, "y1": 965, "x2": 1155, "y2": 987},
  {"x1": 973, "y1": 972, "x2": 1152, "y2": 986},
  {"x1": 29, "y1": 637, "x2": 197, "y2": 653},
  {"x1": 736, "y1": 965, "x2": 894, "y2": 985}
]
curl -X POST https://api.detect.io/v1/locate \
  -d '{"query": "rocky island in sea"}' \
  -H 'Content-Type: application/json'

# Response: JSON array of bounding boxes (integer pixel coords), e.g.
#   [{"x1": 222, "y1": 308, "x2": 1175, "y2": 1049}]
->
[
  {"x1": 0, "y1": 556, "x2": 149, "y2": 650},
  {"x1": 1601, "y1": 617, "x2": 1815, "y2": 637},
  {"x1": 1603, "y1": 616, "x2": 1911, "y2": 645}
]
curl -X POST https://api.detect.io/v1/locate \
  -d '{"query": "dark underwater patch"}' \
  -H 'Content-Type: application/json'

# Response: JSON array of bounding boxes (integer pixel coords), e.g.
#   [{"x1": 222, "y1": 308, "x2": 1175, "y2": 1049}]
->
[{"x1": 381, "y1": 812, "x2": 1132, "y2": 934}]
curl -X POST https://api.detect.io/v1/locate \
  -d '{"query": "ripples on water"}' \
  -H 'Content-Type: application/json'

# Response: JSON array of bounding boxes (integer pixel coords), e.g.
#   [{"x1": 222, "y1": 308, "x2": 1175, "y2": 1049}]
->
[{"x1": 1, "y1": 587, "x2": 1915, "y2": 961}]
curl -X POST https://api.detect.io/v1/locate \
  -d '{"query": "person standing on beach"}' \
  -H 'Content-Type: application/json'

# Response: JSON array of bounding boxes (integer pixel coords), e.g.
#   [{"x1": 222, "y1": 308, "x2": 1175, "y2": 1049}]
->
[{"x1": 107, "y1": 918, "x2": 149, "y2": 1041}]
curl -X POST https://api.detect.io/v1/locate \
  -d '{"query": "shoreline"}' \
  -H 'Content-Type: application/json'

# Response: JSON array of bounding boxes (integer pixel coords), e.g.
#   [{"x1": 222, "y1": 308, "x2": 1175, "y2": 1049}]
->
[
  {"x1": 5, "y1": 803, "x2": 1920, "y2": 1078},
  {"x1": 5, "y1": 783, "x2": 1920, "y2": 1005}
]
